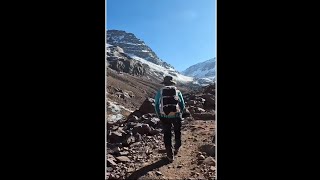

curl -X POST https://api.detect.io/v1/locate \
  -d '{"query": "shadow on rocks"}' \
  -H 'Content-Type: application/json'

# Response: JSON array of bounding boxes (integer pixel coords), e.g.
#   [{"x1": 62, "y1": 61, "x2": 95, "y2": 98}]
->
[
  {"x1": 126, "y1": 158, "x2": 170, "y2": 180},
  {"x1": 199, "y1": 144, "x2": 215, "y2": 157}
]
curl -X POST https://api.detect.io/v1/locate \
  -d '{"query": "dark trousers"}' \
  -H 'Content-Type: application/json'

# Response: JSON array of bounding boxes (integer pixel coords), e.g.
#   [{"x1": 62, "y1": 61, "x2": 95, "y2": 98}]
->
[{"x1": 160, "y1": 117, "x2": 182, "y2": 154}]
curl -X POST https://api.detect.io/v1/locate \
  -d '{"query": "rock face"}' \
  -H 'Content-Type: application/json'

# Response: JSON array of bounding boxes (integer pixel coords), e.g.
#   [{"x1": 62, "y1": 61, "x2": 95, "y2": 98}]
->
[
  {"x1": 107, "y1": 45, "x2": 149, "y2": 76},
  {"x1": 107, "y1": 30, "x2": 174, "y2": 69}
]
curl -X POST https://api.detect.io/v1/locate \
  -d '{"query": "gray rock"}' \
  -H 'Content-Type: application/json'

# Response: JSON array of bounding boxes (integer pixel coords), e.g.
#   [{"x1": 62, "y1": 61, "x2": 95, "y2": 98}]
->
[
  {"x1": 198, "y1": 155, "x2": 205, "y2": 160},
  {"x1": 132, "y1": 123, "x2": 151, "y2": 135},
  {"x1": 107, "y1": 158, "x2": 117, "y2": 166},
  {"x1": 147, "y1": 117, "x2": 160, "y2": 128},
  {"x1": 139, "y1": 98, "x2": 155, "y2": 114},
  {"x1": 134, "y1": 133, "x2": 142, "y2": 142},
  {"x1": 108, "y1": 131, "x2": 125, "y2": 143},
  {"x1": 195, "y1": 107, "x2": 206, "y2": 113},
  {"x1": 127, "y1": 110, "x2": 143, "y2": 120},
  {"x1": 210, "y1": 166, "x2": 216, "y2": 171},
  {"x1": 149, "y1": 128, "x2": 161, "y2": 135},
  {"x1": 203, "y1": 157, "x2": 216, "y2": 166},
  {"x1": 188, "y1": 100, "x2": 197, "y2": 105},
  {"x1": 116, "y1": 156, "x2": 131, "y2": 162},
  {"x1": 120, "y1": 151, "x2": 129, "y2": 156},
  {"x1": 123, "y1": 136, "x2": 135, "y2": 146}
]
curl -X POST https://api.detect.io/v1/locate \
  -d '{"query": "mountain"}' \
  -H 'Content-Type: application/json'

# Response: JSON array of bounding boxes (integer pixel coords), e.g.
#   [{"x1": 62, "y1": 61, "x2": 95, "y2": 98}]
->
[
  {"x1": 107, "y1": 30, "x2": 174, "y2": 69},
  {"x1": 107, "y1": 45, "x2": 149, "y2": 76},
  {"x1": 106, "y1": 30, "x2": 193, "y2": 84},
  {"x1": 182, "y1": 58, "x2": 216, "y2": 78},
  {"x1": 182, "y1": 58, "x2": 216, "y2": 85}
]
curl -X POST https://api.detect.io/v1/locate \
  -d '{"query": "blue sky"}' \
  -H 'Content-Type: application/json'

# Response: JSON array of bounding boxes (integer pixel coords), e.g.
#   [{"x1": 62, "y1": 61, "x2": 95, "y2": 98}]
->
[{"x1": 106, "y1": 0, "x2": 216, "y2": 72}]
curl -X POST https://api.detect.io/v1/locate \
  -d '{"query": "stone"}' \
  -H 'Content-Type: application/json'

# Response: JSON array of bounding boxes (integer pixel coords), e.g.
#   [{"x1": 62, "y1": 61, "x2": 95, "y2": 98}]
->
[
  {"x1": 149, "y1": 128, "x2": 161, "y2": 135},
  {"x1": 188, "y1": 100, "x2": 197, "y2": 105},
  {"x1": 210, "y1": 166, "x2": 216, "y2": 171},
  {"x1": 120, "y1": 151, "x2": 129, "y2": 156},
  {"x1": 155, "y1": 171, "x2": 162, "y2": 176},
  {"x1": 110, "y1": 147, "x2": 121, "y2": 155},
  {"x1": 123, "y1": 136, "x2": 135, "y2": 146},
  {"x1": 198, "y1": 155, "x2": 205, "y2": 160},
  {"x1": 108, "y1": 131, "x2": 125, "y2": 143},
  {"x1": 195, "y1": 107, "x2": 206, "y2": 113},
  {"x1": 127, "y1": 110, "x2": 143, "y2": 120},
  {"x1": 116, "y1": 156, "x2": 131, "y2": 162},
  {"x1": 127, "y1": 167, "x2": 134, "y2": 173},
  {"x1": 132, "y1": 123, "x2": 151, "y2": 135},
  {"x1": 139, "y1": 98, "x2": 155, "y2": 114},
  {"x1": 107, "y1": 158, "x2": 117, "y2": 166},
  {"x1": 203, "y1": 157, "x2": 216, "y2": 166},
  {"x1": 134, "y1": 133, "x2": 142, "y2": 142},
  {"x1": 147, "y1": 117, "x2": 160, "y2": 128},
  {"x1": 107, "y1": 167, "x2": 113, "y2": 172}
]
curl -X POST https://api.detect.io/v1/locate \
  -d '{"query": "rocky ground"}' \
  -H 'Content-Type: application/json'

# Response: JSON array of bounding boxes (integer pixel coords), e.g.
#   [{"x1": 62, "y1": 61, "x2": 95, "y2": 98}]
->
[{"x1": 107, "y1": 84, "x2": 216, "y2": 180}]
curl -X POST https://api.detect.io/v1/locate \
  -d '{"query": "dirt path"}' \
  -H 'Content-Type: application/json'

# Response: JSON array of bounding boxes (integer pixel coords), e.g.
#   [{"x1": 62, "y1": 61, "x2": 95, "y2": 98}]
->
[{"x1": 126, "y1": 120, "x2": 216, "y2": 180}]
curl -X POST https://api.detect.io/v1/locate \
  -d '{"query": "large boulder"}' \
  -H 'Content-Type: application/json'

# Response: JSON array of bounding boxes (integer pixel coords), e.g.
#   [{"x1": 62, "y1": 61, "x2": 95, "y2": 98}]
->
[
  {"x1": 132, "y1": 123, "x2": 151, "y2": 135},
  {"x1": 127, "y1": 110, "x2": 143, "y2": 120},
  {"x1": 139, "y1": 98, "x2": 155, "y2": 114},
  {"x1": 108, "y1": 131, "x2": 125, "y2": 143},
  {"x1": 182, "y1": 108, "x2": 191, "y2": 118},
  {"x1": 202, "y1": 95, "x2": 215, "y2": 109}
]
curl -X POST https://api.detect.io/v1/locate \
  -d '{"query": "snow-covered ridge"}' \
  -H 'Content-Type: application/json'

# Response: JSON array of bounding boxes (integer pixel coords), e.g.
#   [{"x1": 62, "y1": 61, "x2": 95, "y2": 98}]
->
[
  {"x1": 128, "y1": 54, "x2": 193, "y2": 83},
  {"x1": 107, "y1": 30, "x2": 174, "y2": 69},
  {"x1": 182, "y1": 58, "x2": 216, "y2": 79}
]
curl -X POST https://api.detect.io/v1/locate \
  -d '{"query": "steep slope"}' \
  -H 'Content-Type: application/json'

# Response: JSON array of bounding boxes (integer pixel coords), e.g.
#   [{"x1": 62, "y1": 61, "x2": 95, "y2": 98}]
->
[
  {"x1": 107, "y1": 30, "x2": 174, "y2": 69},
  {"x1": 107, "y1": 45, "x2": 149, "y2": 76},
  {"x1": 106, "y1": 30, "x2": 194, "y2": 84}
]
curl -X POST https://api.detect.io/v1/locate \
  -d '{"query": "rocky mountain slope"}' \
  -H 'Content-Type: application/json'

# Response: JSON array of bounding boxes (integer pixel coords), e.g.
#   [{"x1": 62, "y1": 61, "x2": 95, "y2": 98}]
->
[
  {"x1": 107, "y1": 45, "x2": 150, "y2": 76},
  {"x1": 106, "y1": 30, "x2": 194, "y2": 85},
  {"x1": 107, "y1": 30, "x2": 173, "y2": 69},
  {"x1": 107, "y1": 84, "x2": 216, "y2": 180}
]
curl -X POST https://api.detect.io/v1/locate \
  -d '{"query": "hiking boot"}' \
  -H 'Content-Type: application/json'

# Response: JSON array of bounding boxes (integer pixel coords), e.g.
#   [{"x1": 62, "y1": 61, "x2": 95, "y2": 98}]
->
[
  {"x1": 174, "y1": 148, "x2": 179, "y2": 156},
  {"x1": 166, "y1": 147, "x2": 174, "y2": 162},
  {"x1": 167, "y1": 155, "x2": 174, "y2": 162}
]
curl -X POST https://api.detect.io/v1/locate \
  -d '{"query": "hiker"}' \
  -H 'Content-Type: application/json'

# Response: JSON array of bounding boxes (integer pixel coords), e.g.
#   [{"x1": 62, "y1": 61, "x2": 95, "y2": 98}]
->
[{"x1": 154, "y1": 76, "x2": 185, "y2": 162}]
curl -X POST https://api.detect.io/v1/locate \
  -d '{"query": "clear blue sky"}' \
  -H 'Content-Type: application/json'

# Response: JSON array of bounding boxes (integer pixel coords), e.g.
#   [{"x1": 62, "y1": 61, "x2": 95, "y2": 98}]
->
[{"x1": 106, "y1": 0, "x2": 216, "y2": 72}]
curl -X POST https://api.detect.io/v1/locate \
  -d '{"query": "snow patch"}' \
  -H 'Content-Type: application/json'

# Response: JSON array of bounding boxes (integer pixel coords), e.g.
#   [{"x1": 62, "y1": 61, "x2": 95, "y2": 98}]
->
[{"x1": 127, "y1": 54, "x2": 193, "y2": 83}]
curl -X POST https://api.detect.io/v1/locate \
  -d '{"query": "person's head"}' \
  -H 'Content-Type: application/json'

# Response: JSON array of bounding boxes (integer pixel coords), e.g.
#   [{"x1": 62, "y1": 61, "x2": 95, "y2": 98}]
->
[{"x1": 160, "y1": 76, "x2": 176, "y2": 86}]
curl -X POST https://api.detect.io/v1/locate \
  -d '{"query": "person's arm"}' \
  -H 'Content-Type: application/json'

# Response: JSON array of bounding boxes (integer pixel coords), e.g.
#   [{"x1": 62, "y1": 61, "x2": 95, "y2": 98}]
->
[
  {"x1": 154, "y1": 90, "x2": 161, "y2": 117},
  {"x1": 178, "y1": 91, "x2": 185, "y2": 112}
]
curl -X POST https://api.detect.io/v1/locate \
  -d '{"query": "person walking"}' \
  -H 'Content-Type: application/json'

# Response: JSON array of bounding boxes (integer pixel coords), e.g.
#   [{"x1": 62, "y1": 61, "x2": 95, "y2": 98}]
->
[{"x1": 154, "y1": 76, "x2": 185, "y2": 162}]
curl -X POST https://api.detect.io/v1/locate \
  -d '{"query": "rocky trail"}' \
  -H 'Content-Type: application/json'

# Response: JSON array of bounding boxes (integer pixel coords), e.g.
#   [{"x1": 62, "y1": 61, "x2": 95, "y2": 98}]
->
[
  {"x1": 107, "y1": 84, "x2": 216, "y2": 180},
  {"x1": 129, "y1": 119, "x2": 215, "y2": 180},
  {"x1": 107, "y1": 119, "x2": 215, "y2": 180}
]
